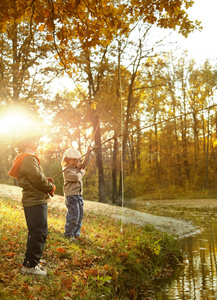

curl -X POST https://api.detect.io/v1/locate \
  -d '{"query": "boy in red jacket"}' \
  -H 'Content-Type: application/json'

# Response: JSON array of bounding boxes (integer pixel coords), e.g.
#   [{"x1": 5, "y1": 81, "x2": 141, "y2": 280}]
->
[{"x1": 8, "y1": 130, "x2": 55, "y2": 276}]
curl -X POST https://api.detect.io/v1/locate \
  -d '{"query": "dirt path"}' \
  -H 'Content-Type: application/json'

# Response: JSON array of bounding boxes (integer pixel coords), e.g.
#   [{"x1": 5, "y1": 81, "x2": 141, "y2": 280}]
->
[{"x1": 0, "y1": 184, "x2": 203, "y2": 238}]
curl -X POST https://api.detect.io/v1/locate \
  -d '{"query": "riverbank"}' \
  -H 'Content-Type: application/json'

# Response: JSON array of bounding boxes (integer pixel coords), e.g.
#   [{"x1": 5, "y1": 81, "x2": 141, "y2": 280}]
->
[
  {"x1": 126, "y1": 196, "x2": 217, "y2": 229},
  {"x1": 0, "y1": 184, "x2": 200, "y2": 238}
]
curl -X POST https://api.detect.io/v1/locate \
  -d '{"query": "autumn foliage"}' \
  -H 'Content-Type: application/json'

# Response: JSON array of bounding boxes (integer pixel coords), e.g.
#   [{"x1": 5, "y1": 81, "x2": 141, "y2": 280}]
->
[{"x1": 0, "y1": 0, "x2": 201, "y2": 55}]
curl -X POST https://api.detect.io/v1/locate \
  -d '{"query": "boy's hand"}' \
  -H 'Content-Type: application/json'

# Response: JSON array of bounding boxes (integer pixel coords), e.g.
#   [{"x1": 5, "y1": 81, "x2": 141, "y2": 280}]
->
[
  {"x1": 49, "y1": 184, "x2": 56, "y2": 197},
  {"x1": 47, "y1": 177, "x2": 53, "y2": 183}
]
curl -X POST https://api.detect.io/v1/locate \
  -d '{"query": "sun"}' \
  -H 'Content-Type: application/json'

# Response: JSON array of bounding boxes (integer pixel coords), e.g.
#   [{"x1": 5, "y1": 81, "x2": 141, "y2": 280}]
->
[{"x1": 0, "y1": 106, "x2": 38, "y2": 139}]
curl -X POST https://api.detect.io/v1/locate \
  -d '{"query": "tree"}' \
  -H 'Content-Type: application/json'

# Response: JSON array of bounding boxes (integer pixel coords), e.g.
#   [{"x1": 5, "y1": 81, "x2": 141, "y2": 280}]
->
[
  {"x1": 0, "y1": 19, "x2": 61, "y2": 188},
  {"x1": 200, "y1": 61, "x2": 217, "y2": 188},
  {"x1": 0, "y1": 20, "x2": 60, "y2": 105},
  {"x1": 165, "y1": 53, "x2": 183, "y2": 184}
]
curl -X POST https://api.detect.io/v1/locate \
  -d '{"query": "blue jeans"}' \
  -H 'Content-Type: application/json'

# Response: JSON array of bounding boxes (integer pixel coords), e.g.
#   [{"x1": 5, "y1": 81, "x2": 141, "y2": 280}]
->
[{"x1": 64, "y1": 195, "x2": 84, "y2": 238}]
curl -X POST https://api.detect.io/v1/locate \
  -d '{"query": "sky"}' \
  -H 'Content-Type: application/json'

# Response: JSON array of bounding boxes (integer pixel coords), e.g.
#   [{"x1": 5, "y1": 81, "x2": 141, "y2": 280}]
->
[{"x1": 174, "y1": 0, "x2": 217, "y2": 64}]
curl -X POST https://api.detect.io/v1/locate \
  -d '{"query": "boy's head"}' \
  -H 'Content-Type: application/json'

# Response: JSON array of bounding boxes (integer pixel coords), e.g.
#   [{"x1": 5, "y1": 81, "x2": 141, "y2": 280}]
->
[
  {"x1": 62, "y1": 148, "x2": 81, "y2": 167},
  {"x1": 15, "y1": 130, "x2": 43, "y2": 153}
]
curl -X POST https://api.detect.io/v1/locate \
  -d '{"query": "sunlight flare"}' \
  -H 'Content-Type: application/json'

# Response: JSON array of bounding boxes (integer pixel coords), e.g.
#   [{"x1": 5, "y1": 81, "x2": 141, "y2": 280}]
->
[{"x1": 0, "y1": 106, "x2": 40, "y2": 140}]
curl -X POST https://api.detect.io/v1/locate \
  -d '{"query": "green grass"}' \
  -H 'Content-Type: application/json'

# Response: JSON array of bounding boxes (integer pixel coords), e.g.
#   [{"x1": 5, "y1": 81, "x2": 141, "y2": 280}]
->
[
  {"x1": 128, "y1": 188, "x2": 217, "y2": 201},
  {"x1": 0, "y1": 197, "x2": 183, "y2": 300}
]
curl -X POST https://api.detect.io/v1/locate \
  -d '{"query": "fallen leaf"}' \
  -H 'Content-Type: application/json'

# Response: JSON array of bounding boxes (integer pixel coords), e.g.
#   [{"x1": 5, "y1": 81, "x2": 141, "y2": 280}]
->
[
  {"x1": 62, "y1": 277, "x2": 73, "y2": 290},
  {"x1": 56, "y1": 247, "x2": 66, "y2": 253},
  {"x1": 5, "y1": 252, "x2": 16, "y2": 257}
]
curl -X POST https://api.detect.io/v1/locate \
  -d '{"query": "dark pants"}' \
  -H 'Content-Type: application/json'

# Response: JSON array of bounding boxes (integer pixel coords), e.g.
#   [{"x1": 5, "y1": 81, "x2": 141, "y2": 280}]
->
[{"x1": 23, "y1": 204, "x2": 48, "y2": 268}]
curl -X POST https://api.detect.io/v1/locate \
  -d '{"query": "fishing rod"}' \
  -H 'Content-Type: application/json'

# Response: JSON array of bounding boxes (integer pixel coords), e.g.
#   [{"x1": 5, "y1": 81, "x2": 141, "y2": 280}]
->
[{"x1": 52, "y1": 103, "x2": 217, "y2": 180}]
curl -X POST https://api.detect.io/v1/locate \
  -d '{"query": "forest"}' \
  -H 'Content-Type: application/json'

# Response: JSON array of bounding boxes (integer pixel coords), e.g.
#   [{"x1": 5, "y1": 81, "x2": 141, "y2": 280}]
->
[{"x1": 1, "y1": 0, "x2": 217, "y2": 203}]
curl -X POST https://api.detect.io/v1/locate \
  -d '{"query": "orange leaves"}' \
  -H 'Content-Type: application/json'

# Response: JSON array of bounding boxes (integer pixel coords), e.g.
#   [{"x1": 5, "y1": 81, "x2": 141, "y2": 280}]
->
[
  {"x1": 130, "y1": 288, "x2": 137, "y2": 299},
  {"x1": 5, "y1": 252, "x2": 16, "y2": 257},
  {"x1": 91, "y1": 102, "x2": 96, "y2": 110},
  {"x1": 85, "y1": 268, "x2": 99, "y2": 277},
  {"x1": 104, "y1": 265, "x2": 118, "y2": 281},
  {"x1": 38, "y1": 24, "x2": 45, "y2": 31},
  {"x1": 62, "y1": 277, "x2": 73, "y2": 290},
  {"x1": 56, "y1": 247, "x2": 66, "y2": 253},
  {"x1": 46, "y1": 34, "x2": 53, "y2": 41},
  {"x1": 41, "y1": 10, "x2": 50, "y2": 19}
]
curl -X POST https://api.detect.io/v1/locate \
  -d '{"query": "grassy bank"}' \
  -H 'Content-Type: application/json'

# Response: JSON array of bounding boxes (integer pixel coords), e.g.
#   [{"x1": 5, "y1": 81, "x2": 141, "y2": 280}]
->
[
  {"x1": 0, "y1": 197, "x2": 183, "y2": 300},
  {"x1": 135, "y1": 189, "x2": 217, "y2": 201}
]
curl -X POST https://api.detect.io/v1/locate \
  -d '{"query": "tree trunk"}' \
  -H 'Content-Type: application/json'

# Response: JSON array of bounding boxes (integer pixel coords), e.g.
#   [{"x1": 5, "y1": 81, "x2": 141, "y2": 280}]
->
[
  {"x1": 136, "y1": 118, "x2": 141, "y2": 173},
  {"x1": 149, "y1": 131, "x2": 152, "y2": 165},
  {"x1": 129, "y1": 136, "x2": 135, "y2": 173},
  {"x1": 112, "y1": 132, "x2": 118, "y2": 203},
  {"x1": 181, "y1": 115, "x2": 190, "y2": 181},
  {"x1": 154, "y1": 109, "x2": 159, "y2": 182},
  {"x1": 85, "y1": 49, "x2": 106, "y2": 203},
  {"x1": 202, "y1": 113, "x2": 206, "y2": 155},
  {"x1": 92, "y1": 114, "x2": 106, "y2": 202},
  {"x1": 12, "y1": 22, "x2": 20, "y2": 102},
  {"x1": 192, "y1": 112, "x2": 199, "y2": 169},
  {"x1": 122, "y1": 84, "x2": 132, "y2": 157},
  {"x1": 170, "y1": 87, "x2": 182, "y2": 185},
  {"x1": 182, "y1": 96, "x2": 190, "y2": 181},
  {"x1": 205, "y1": 109, "x2": 210, "y2": 188}
]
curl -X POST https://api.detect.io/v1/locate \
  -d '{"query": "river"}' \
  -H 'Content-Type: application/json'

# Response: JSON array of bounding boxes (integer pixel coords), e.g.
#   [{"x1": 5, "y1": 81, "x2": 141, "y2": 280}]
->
[
  {"x1": 147, "y1": 215, "x2": 217, "y2": 299},
  {"x1": 126, "y1": 199, "x2": 217, "y2": 300}
]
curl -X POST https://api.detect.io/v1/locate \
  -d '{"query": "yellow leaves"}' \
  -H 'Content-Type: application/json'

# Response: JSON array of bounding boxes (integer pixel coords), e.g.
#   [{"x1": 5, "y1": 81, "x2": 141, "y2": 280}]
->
[
  {"x1": 0, "y1": 0, "x2": 199, "y2": 50},
  {"x1": 91, "y1": 103, "x2": 96, "y2": 110},
  {"x1": 38, "y1": 24, "x2": 45, "y2": 31},
  {"x1": 68, "y1": 70, "x2": 72, "y2": 77},
  {"x1": 148, "y1": 239, "x2": 162, "y2": 256}
]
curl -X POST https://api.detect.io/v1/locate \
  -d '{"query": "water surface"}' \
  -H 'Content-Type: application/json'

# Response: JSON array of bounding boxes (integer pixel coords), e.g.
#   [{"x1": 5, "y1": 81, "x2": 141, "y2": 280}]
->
[{"x1": 151, "y1": 222, "x2": 217, "y2": 299}]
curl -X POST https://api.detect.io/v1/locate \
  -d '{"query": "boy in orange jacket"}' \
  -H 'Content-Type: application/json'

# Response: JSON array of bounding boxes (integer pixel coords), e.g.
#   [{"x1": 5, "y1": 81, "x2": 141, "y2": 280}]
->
[{"x1": 8, "y1": 130, "x2": 55, "y2": 276}]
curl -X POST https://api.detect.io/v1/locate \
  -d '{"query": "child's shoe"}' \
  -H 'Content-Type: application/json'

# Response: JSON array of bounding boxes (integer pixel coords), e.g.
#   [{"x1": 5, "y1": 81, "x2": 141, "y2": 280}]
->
[{"x1": 21, "y1": 264, "x2": 47, "y2": 276}]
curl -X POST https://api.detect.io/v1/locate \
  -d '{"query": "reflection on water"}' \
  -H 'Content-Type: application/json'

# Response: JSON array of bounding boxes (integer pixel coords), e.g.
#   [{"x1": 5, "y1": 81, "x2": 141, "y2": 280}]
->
[{"x1": 152, "y1": 222, "x2": 217, "y2": 300}]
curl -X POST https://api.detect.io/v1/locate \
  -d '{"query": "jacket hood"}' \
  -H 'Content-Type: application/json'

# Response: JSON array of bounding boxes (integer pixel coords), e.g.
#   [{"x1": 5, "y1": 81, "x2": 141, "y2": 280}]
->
[{"x1": 8, "y1": 153, "x2": 40, "y2": 179}]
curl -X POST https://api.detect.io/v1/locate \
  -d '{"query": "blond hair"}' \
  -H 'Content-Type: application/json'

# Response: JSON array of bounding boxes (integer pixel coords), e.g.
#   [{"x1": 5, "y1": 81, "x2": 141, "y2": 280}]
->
[
  {"x1": 61, "y1": 157, "x2": 80, "y2": 168},
  {"x1": 61, "y1": 157, "x2": 71, "y2": 167}
]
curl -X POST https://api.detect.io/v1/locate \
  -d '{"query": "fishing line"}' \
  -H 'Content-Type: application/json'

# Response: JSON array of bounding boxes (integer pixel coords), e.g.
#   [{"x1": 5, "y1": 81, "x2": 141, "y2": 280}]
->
[{"x1": 120, "y1": 60, "x2": 125, "y2": 234}]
